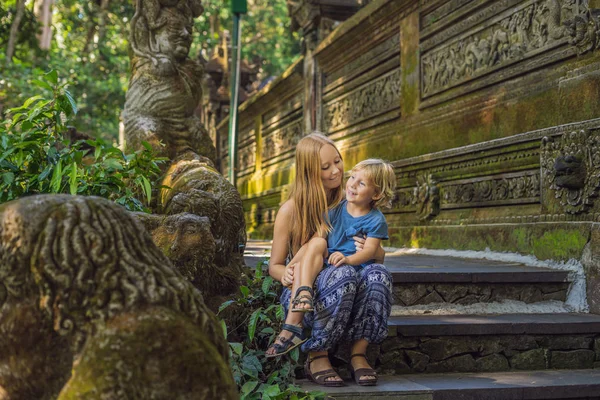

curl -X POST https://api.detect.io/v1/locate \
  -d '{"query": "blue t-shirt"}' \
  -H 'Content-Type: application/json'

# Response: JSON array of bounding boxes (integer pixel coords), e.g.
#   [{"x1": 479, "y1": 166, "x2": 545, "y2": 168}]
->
[{"x1": 327, "y1": 199, "x2": 388, "y2": 269}]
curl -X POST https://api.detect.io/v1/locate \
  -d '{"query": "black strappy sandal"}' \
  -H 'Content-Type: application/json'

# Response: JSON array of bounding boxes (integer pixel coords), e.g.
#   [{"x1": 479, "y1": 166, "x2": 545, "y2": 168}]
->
[
  {"x1": 349, "y1": 354, "x2": 378, "y2": 386},
  {"x1": 265, "y1": 324, "x2": 306, "y2": 358},
  {"x1": 304, "y1": 354, "x2": 346, "y2": 387},
  {"x1": 291, "y1": 285, "x2": 314, "y2": 313}
]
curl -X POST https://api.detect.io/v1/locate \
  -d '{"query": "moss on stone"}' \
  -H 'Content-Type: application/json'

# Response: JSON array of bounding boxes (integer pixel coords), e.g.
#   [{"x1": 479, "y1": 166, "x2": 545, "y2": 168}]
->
[
  {"x1": 390, "y1": 223, "x2": 591, "y2": 262},
  {"x1": 58, "y1": 307, "x2": 236, "y2": 400}
]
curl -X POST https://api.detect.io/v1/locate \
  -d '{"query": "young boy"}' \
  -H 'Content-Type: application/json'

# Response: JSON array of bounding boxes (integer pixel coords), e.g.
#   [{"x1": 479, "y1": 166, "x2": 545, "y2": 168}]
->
[{"x1": 291, "y1": 158, "x2": 396, "y2": 313}]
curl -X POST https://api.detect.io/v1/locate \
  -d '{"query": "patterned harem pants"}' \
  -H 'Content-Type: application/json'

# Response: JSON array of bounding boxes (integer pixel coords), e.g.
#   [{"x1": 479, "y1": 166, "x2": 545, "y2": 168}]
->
[{"x1": 281, "y1": 263, "x2": 393, "y2": 352}]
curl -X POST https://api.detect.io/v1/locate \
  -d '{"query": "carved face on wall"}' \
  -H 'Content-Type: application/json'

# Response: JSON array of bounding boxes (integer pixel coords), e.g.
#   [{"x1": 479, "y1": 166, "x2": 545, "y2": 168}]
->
[{"x1": 154, "y1": 8, "x2": 193, "y2": 61}]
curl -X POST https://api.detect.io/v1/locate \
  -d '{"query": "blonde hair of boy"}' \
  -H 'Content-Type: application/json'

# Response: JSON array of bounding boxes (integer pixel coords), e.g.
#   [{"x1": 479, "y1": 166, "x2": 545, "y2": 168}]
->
[
  {"x1": 288, "y1": 132, "x2": 345, "y2": 254},
  {"x1": 351, "y1": 158, "x2": 396, "y2": 209}
]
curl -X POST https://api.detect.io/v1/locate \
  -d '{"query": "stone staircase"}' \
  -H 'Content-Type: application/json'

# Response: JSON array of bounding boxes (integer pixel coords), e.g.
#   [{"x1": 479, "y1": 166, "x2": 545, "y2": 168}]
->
[{"x1": 244, "y1": 241, "x2": 600, "y2": 399}]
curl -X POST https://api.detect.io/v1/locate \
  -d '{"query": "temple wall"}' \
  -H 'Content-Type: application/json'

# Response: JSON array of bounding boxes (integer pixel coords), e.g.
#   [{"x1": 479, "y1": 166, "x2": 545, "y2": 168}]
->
[{"x1": 217, "y1": 0, "x2": 600, "y2": 311}]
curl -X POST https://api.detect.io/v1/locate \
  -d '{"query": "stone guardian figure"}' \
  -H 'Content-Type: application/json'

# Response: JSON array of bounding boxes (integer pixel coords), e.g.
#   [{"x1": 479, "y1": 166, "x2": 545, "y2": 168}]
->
[
  {"x1": 124, "y1": 0, "x2": 216, "y2": 162},
  {"x1": 0, "y1": 195, "x2": 237, "y2": 400}
]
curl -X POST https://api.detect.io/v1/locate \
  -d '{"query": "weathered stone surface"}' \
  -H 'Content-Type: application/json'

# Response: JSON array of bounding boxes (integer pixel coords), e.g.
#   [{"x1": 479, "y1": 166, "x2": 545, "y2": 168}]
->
[
  {"x1": 395, "y1": 284, "x2": 428, "y2": 306},
  {"x1": 435, "y1": 284, "x2": 468, "y2": 303},
  {"x1": 520, "y1": 289, "x2": 544, "y2": 303},
  {"x1": 536, "y1": 336, "x2": 593, "y2": 351},
  {"x1": 405, "y1": 350, "x2": 430, "y2": 372},
  {"x1": 551, "y1": 350, "x2": 596, "y2": 369},
  {"x1": 427, "y1": 354, "x2": 476, "y2": 373},
  {"x1": 124, "y1": 0, "x2": 215, "y2": 162},
  {"x1": 420, "y1": 338, "x2": 478, "y2": 361},
  {"x1": 477, "y1": 338, "x2": 504, "y2": 357},
  {"x1": 0, "y1": 195, "x2": 236, "y2": 400},
  {"x1": 509, "y1": 349, "x2": 547, "y2": 370},
  {"x1": 500, "y1": 335, "x2": 539, "y2": 353},
  {"x1": 421, "y1": 291, "x2": 445, "y2": 304},
  {"x1": 137, "y1": 159, "x2": 246, "y2": 312},
  {"x1": 379, "y1": 350, "x2": 403, "y2": 366},
  {"x1": 595, "y1": 338, "x2": 600, "y2": 360},
  {"x1": 455, "y1": 294, "x2": 482, "y2": 305},
  {"x1": 475, "y1": 354, "x2": 510, "y2": 372},
  {"x1": 541, "y1": 290, "x2": 568, "y2": 301},
  {"x1": 381, "y1": 336, "x2": 420, "y2": 352}
]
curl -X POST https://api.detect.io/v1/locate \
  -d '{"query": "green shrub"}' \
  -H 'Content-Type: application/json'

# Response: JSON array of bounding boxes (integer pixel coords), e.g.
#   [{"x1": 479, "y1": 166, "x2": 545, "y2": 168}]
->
[
  {"x1": 0, "y1": 70, "x2": 166, "y2": 211},
  {"x1": 219, "y1": 261, "x2": 325, "y2": 400}
]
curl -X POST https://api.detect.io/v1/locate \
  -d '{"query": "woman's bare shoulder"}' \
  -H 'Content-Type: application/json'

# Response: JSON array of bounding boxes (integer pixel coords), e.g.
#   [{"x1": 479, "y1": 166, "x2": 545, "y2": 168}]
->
[{"x1": 277, "y1": 200, "x2": 295, "y2": 219}]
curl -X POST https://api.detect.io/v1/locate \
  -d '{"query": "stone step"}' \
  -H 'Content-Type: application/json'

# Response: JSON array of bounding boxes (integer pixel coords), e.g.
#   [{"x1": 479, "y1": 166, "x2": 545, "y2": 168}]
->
[
  {"x1": 387, "y1": 254, "x2": 570, "y2": 307},
  {"x1": 373, "y1": 314, "x2": 600, "y2": 375},
  {"x1": 243, "y1": 242, "x2": 571, "y2": 305},
  {"x1": 298, "y1": 369, "x2": 600, "y2": 400}
]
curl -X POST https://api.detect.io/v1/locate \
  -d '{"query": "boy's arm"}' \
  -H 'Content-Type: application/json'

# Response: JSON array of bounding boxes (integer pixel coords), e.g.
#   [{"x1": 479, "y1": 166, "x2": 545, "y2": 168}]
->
[{"x1": 344, "y1": 237, "x2": 382, "y2": 266}]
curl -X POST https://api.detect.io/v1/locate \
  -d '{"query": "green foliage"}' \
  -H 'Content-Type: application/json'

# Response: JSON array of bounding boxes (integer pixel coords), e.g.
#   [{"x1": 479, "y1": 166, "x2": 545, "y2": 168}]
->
[
  {"x1": 2, "y1": 0, "x2": 301, "y2": 141},
  {"x1": 219, "y1": 261, "x2": 325, "y2": 400},
  {"x1": 0, "y1": 71, "x2": 166, "y2": 212},
  {"x1": 194, "y1": 0, "x2": 301, "y2": 79}
]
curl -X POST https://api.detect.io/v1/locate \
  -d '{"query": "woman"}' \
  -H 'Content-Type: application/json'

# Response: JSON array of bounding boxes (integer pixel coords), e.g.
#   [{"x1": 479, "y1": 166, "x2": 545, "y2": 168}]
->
[{"x1": 266, "y1": 132, "x2": 393, "y2": 386}]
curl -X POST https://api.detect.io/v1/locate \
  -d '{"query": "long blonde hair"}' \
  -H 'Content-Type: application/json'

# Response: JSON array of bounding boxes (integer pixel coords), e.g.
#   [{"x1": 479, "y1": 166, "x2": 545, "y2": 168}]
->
[{"x1": 289, "y1": 132, "x2": 344, "y2": 254}]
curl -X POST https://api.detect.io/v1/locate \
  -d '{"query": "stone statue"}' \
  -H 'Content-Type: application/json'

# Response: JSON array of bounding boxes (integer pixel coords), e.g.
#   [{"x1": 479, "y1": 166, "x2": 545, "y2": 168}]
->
[
  {"x1": 123, "y1": 0, "x2": 247, "y2": 311},
  {"x1": 0, "y1": 195, "x2": 237, "y2": 400},
  {"x1": 124, "y1": 0, "x2": 216, "y2": 162}
]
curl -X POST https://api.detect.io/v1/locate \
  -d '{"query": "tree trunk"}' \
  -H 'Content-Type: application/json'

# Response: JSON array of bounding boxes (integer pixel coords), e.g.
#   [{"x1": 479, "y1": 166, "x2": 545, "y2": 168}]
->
[
  {"x1": 96, "y1": 0, "x2": 111, "y2": 50},
  {"x1": 6, "y1": 0, "x2": 27, "y2": 63},
  {"x1": 36, "y1": 0, "x2": 54, "y2": 50}
]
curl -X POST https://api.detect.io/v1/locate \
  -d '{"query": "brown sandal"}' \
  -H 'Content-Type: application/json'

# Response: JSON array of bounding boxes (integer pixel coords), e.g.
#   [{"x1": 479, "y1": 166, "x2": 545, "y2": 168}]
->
[
  {"x1": 349, "y1": 354, "x2": 378, "y2": 386},
  {"x1": 304, "y1": 354, "x2": 346, "y2": 387}
]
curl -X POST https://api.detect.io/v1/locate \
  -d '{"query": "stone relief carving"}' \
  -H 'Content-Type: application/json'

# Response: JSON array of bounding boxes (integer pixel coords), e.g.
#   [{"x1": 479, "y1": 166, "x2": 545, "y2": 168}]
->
[
  {"x1": 413, "y1": 174, "x2": 441, "y2": 220},
  {"x1": 239, "y1": 142, "x2": 257, "y2": 171},
  {"x1": 124, "y1": 0, "x2": 216, "y2": 161},
  {"x1": 323, "y1": 68, "x2": 401, "y2": 132},
  {"x1": 261, "y1": 119, "x2": 303, "y2": 161},
  {"x1": 0, "y1": 195, "x2": 236, "y2": 400},
  {"x1": 122, "y1": 1, "x2": 246, "y2": 311},
  {"x1": 442, "y1": 173, "x2": 540, "y2": 206},
  {"x1": 421, "y1": 0, "x2": 589, "y2": 98},
  {"x1": 393, "y1": 172, "x2": 540, "y2": 214},
  {"x1": 541, "y1": 129, "x2": 600, "y2": 213},
  {"x1": 565, "y1": 9, "x2": 600, "y2": 54}
]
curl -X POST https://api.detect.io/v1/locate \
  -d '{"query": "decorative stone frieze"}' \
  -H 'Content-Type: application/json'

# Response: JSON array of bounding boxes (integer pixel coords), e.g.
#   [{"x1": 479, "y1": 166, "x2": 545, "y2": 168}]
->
[
  {"x1": 261, "y1": 119, "x2": 303, "y2": 162},
  {"x1": 421, "y1": 0, "x2": 592, "y2": 99},
  {"x1": 239, "y1": 142, "x2": 256, "y2": 172},
  {"x1": 442, "y1": 172, "x2": 540, "y2": 208},
  {"x1": 541, "y1": 129, "x2": 600, "y2": 214},
  {"x1": 323, "y1": 68, "x2": 401, "y2": 133}
]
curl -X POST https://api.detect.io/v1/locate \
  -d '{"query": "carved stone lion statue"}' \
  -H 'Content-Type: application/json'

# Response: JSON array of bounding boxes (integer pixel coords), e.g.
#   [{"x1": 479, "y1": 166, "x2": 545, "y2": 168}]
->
[{"x1": 0, "y1": 195, "x2": 237, "y2": 400}]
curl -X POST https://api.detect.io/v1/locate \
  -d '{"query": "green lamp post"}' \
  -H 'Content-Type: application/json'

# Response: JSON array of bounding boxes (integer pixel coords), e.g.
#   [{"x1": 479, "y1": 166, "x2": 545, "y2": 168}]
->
[{"x1": 228, "y1": 0, "x2": 247, "y2": 186}]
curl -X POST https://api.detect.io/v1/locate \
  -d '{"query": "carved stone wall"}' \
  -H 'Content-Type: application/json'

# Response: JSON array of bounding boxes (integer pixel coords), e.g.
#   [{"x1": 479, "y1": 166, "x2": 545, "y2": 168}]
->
[
  {"x1": 420, "y1": 0, "x2": 596, "y2": 107},
  {"x1": 217, "y1": 0, "x2": 600, "y2": 283}
]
